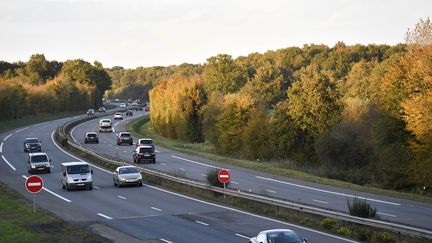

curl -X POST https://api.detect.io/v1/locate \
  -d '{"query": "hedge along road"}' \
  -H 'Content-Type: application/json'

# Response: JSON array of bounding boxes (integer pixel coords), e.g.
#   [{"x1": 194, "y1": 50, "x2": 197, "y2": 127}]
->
[
  {"x1": 0, "y1": 110, "x2": 354, "y2": 243},
  {"x1": 71, "y1": 111, "x2": 432, "y2": 231}
]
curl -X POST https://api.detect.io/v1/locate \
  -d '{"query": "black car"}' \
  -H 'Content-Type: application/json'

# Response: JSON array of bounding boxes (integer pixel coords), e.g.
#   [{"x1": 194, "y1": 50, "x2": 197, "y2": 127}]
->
[
  {"x1": 84, "y1": 132, "x2": 99, "y2": 144},
  {"x1": 24, "y1": 138, "x2": 42, "y2": 152},
  {"x1": 126, "y1": 110, "x2": 133, "y2": 116},
  {"x1": 117, "y1": 132, "x2": 133, "y2": 145},
  {"x1": 133, "y1": 145, "x2": 156, "y2": 163}
]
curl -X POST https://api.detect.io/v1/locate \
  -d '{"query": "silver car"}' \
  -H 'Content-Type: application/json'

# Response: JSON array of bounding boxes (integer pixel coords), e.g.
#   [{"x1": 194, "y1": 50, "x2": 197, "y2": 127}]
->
[
  {"x1": 113, "y1": 166, "x2": 143, "y2": 187},
  {"x1": 249, "y1": 229, "x2": 307, "y2": 243}
]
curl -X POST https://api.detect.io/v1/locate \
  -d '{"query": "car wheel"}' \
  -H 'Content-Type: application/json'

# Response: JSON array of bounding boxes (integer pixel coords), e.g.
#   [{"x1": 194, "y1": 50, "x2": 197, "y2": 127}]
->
[
  {"x1": 28, "y1": 169, "x2": 32, "y2": 174},
  {"x1": 47, "y1": 168, "x2": 51, "y2": 173},
  {"x1": 88, "y1": 185, "x2": 93, "y2": 190},
  {"x1": 113, "y1": 179, "x2": 117, "y2": 187},
  {"x1": 153, "y1": 159, "x2": 156, "y2": 164},
  {"x1": 139, "y1": 182, "x2": 143, "y2": 187},
  {"x1": 84, "y1": 141, "x2": 87, "y2": 144},
  {"x1": 66, "y1": 183, "x2": 71, "y2": 191},
  {"x1": 62, "y1": 183, "x2": 65, "y2": 190}
]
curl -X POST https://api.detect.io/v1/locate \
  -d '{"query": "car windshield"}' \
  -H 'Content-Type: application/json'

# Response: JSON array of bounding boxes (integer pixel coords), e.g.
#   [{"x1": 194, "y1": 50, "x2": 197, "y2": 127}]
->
[
  {"x1": 139, "y1": 147, "x2": 153, "y2": 153},
  {"x1": 31, "y1": 155, "x2": 48, "y2": 163},
  {"x1": 120, "y1": 133, "x2": 131, "y2": 137},
  {"x1": 266, "y1": 232, "x2": 303, "y2": 243},
  {"x1": 87, "y1": 134, "x2": 97, "y2": 138},
  {"x1": 139, "y1": 140, "x2": 152, "y2": 145},
  {"x1": 26, "y1": 139, "x2": 39, "y2": 144},
  {"x1": 66, "y1": 165, "x2": 90, "y2": 174},
  {"x1": 119, "y1": 167, "x2": 139, "y2": 174},
  {"x1": 102, "y1": 120, "x2": 110, "y2": 123}
]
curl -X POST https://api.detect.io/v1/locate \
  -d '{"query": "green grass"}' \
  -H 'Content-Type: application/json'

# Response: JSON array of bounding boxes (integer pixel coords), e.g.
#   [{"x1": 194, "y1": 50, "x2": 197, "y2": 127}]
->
[
  {"x1": 0, "y1": 182, "x2": 108, "y2": 243},
  {"x1": 127, "y1": 116, "x2": 432, "y2": 204}
]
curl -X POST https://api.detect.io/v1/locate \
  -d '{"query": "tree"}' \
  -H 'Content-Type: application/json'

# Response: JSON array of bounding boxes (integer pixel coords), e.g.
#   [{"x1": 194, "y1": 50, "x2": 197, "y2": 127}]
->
[
  {"x1": 286, "y1": 64, "x2": 342, "y2": 137},
  {"x1": 204, "y1": 54, "x2": 247, "y2": 94}
]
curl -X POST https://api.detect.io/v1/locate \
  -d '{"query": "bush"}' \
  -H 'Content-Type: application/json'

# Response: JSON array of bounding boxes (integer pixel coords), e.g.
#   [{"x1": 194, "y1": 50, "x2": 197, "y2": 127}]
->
[
  {"x1": 347, "y1": 197, "x2": 377, "y2": 218},
  {"x1": 320, "y1": 218, "x2": 337, "y2": 231},
  {"x1": 336, "y1": 226, "x2": 352, "y2": 236},
  {"x1": 206, "y1": 169, "x2": 230, "y2": 188},
  {"x1": 370, "y1": 231, "x2": 395, "y2": 243}
]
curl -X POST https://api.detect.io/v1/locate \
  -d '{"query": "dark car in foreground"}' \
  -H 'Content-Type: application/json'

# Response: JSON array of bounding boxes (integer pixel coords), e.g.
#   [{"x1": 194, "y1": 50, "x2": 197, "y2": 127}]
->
[
  {"x1": 133, "y1": 145, "x2": 156, "y2": 164},
  {"x1": 117, "y1": 132, "x2": 133, "y2": 145},
  {"x1": 24, "y1": 137, "x2": 42, "y2": 152},
  {"x1": 249, "y1": 229, "x2": 307, "y2": 243}
]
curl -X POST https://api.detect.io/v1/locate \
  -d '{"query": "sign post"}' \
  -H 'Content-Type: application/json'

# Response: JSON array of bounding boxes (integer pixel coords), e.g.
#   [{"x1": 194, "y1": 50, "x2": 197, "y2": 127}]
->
[
  {"x1": 217, "y1": 169, "x2": 231, "y2": 198},
  {"x1": 25, "y1": 175, "x2": 43, "y2": 213}
]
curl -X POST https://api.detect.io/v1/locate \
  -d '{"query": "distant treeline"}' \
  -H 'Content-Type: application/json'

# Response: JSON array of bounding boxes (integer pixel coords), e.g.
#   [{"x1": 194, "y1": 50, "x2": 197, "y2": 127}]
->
[
  {"x1": 146, "y1": 19, "x2": 432, "y2": 191},
  {"x1": 0, "y1": 55, "x2": 111, "y2": 120}
]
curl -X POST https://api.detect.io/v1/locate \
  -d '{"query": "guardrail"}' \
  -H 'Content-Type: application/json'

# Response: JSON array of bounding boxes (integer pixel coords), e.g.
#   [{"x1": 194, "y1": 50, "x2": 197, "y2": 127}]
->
[{"x1": 57, "y1": 114, "x2": 432, "y2": 240}]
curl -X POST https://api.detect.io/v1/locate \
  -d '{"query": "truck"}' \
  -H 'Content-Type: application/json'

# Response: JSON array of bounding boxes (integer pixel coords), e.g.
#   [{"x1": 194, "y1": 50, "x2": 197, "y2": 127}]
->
[{"x1": 99, "y1": 118, "x2": 112, "y2": 132}]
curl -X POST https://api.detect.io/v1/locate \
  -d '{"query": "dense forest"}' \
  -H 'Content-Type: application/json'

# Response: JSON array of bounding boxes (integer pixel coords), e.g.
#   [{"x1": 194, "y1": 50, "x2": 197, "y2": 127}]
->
[
  {"x1": 1, "y1": 19, "x2": 430, "y2": 192},
  {"x1": 147, "y1": 18, "x2": 431, "y2": 191},
  {"x1": 0, "y1": 55, "x2": 112, "y2": 120}
]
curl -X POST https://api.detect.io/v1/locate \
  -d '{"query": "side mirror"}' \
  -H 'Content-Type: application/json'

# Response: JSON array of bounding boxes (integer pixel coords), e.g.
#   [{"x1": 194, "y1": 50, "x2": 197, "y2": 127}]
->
[
  {"x1": 62, "y1": 172, "x2": 66, "y2": 176},
  {"x1": 91, "y1": 170, "x2": 94, "y2": 174},
  {"x1": 49, "y1": 159, "x2": 52, "y2": 162},
  {"x1": 303, "y1": 238, "x2": 308, "y2": 242}
]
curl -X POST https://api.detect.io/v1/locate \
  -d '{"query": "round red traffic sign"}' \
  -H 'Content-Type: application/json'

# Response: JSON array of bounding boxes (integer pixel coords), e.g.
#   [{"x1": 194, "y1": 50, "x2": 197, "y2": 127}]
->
[
  {"x1": 26, "y1": 175, "x2": 43, "y2": 193},
  {"x1": 217, "y1": 169, "x2": 231, "y2": 184}
]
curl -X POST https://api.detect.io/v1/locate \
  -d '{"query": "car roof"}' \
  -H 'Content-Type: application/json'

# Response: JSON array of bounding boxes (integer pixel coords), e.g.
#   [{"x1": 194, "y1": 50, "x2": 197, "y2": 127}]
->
[
  {"x1": 29, "y1": 152, "x2": 47, "y2": 156},
  {"x1": 259, "y1": 229, "x2": 296, "y2": 235},
  {"x1": 138, "y1": 138, "x2": 152, "y2": 141},
  {"x1": 25, "y1": 137, "x2": 39, "y2": 140},
  {"x1": 62, "y1": 161, "x2": 89, "y2": 166},
  {"x1": 116, "y1": 165, "x2": 138, "y2": 170},
  {"x1": 119, "y1": 132, "x2": 131, "y2": 135},
  {"x1": 86, "y1": 132, "x2": 97, "y2": 134}
]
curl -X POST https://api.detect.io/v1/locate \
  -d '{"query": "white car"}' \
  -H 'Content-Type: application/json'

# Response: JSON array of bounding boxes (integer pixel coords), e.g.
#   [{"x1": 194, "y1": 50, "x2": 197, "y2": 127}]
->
[
  {"x1": 114, "y1": 112, "x2": 123, "y2": 120},
  {"x1": 120, "y1": 103, "x2": 126, "y2": 108},
  {"x1": 249, "y1": 229, "x2": 307, "y2": 243},
  {"x1": 113, "y1": 166, "x2": 142, "y2": 187}
]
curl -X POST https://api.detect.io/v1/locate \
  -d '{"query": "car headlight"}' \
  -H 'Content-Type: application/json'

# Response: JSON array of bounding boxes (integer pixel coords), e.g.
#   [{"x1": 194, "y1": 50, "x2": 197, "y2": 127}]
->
[
  {"x1": 119, "y1": 177, "x2": 126, "y2": 181},
  {"x1": 31, "y1": 165, "x2": 36, "y2": 169},
  {"x1": 137, "y1": 174, "x2": 142, "y2": 180}
]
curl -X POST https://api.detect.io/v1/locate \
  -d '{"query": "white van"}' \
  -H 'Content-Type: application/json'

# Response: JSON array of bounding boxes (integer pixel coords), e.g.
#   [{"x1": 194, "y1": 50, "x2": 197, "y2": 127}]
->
[{"x1": 61, "y1": 162, "x2": 93, "y2": 191}]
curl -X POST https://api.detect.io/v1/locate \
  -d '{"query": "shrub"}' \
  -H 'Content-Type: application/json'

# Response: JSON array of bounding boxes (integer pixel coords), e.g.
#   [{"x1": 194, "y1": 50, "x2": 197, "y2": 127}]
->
[
  {"x1": 320, "y1": 218, "x2": 338, "y2": 231},
  {"x1": 370, "y1": 231, "x2": 395, "y2": 243},
  {"x1": 336, "y1": 226, "x2": 352, "y2": 236},
  {"x1": 206, "y1": 169, "x2": 230, "y2": 188},
  {"x1": 347, "y1": 197, "x2": 377, "y2": 218}
]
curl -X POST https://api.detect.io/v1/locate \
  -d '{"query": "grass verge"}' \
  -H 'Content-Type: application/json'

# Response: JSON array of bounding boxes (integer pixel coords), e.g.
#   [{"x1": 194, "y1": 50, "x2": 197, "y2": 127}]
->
[
  {"x1": 0, "y1": 182, "x2": 109, "y2": 243},
  {"x1": 127, "y1": 116, "x2": 432, "y2": 205}
]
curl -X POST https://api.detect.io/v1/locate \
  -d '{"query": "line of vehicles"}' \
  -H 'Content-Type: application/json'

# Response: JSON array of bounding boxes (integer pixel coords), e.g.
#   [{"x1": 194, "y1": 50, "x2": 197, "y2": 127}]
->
[{"x1": 21, "y1": 109, "x2": 307, "y2": 243}]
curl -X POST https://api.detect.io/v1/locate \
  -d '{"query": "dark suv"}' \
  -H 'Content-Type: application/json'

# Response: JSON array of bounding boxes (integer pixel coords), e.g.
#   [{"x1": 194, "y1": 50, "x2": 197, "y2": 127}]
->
[
  {"x1": 117, "y1": 132, "x2": 133, "y2": 145},
  {"x1": 133, "y1": 145, "x2": 156, "y2": 164},
  {"x1": 84, "y1": 132, "x2": 99, "y2": 144},
  {"x1": 24, "y1": 138, "x2": 42, "y2": 152}
]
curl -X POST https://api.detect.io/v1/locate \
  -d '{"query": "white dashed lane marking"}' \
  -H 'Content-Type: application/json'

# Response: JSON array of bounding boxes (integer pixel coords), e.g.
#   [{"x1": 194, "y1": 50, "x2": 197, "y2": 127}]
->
[
  {"x1": 235, "y1": 233, "x2": 250, "y2": 239},
  {"x1": 313, "y1": 199, "x2": 328, "y2": 204},
  {"x1": 117, "y1": 196, "x2": 127, "y2": 200},
  {"x1": 97, "y1": 213, "x2": 113, "y2": 219},
  {"x1": 151, "y1": 207, "x2": 162, "y2": 212},
  {"x1": 195, "y1": 221, "x2": 209, "y2": 226}
]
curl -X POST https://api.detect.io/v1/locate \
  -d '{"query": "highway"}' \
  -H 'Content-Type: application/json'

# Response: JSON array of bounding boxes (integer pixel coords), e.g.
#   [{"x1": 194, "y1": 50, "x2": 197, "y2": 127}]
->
[
  {"x1": 70, "y1": 110, "x2": 432, "y2": 231},
  {"x1": 0, "y1": 112, "x2": 354, "y2": 242}
]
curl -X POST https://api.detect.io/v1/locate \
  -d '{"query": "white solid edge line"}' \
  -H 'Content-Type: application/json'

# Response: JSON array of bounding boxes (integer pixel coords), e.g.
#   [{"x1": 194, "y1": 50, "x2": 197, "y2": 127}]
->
[
  {"x1": 151, "y1": 207, "x2": 162, "y2": 211},
  {"x1": 15, "y1": 127, "x2": 29, "y2": 133},
  {"x1": 97, "y1": 213, "x2": 113, "y2": 219},
  {"x1": 70, "y1": 125, "x2": 78, "y2": 142},
  {"x1": 160, "y1": 238, "x2": 173, "y2": 243},
  {"x1": 51, "y1": 126, "x2": 354, "y2": 242},
  {"x1": 0, "y1": 142, "x2": 3, "y2": 153},
  {"x1": 171, "y1": 155, "x2": 221, "y2": 169},
  {"x1": 51, "y1": 130, "x2": 112, "y2": 174},
  {"x1": 256, "y1": 176, "x2": 401, "y2": 206},
  {"x1": 21, "y1": 175, "x2": 72, "y2": 203},
  {"x1": 144, "y1": 185, "x2": 357, "y2": 243},
  {"x1": 195, "y1": 220, "x2": 209, "y2": 226},
  {"x1": 117, "y1": 196, "x2": 127, "y2": 200},
  {"x1": 1, "y1": 155, "x2": 16, "y2": 171},
  {"x1": 235, "y1": 233, "x2": 250, "y2": 239},
  {"x1": 3, "y1": 133, "x2": 13, "y2": 141}
]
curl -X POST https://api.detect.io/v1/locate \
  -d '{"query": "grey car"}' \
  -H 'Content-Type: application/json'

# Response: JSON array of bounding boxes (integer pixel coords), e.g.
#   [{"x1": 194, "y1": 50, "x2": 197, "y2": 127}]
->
[
  {"x1": 249, "y1": 229, "x2": 307, "y2": 243},
  {"x1": 113, "y1": 166, "x2": 143, "y2": 187}
]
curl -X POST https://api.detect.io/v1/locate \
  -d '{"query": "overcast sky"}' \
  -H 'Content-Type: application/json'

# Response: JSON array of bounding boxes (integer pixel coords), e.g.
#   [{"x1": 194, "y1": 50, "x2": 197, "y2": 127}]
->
[{"x1": 0, "y1": 0, "x2": 431, "y2": 68}]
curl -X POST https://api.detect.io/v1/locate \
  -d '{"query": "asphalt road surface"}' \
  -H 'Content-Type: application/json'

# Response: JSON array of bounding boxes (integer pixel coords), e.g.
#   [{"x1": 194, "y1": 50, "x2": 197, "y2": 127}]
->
[{"x1": 0, "y1": 112, "x2": 355, "y2": 243}]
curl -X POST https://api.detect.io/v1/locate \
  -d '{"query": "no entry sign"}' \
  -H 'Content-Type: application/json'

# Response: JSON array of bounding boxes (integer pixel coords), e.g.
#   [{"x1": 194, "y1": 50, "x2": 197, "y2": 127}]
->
[
  {"x1": 26, "y1": 175, "x2": 43, "y2": 193},
  {"x1": 217, "y1": 169, "x2": 231, "y2": 184}
]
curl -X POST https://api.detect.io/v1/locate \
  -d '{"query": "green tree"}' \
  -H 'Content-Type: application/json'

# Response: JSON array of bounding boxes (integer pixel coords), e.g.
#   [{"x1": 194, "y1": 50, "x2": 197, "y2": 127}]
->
[{"x1": 204, "y1": 54, "x2": 247, "y2": 94}]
